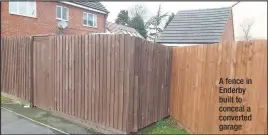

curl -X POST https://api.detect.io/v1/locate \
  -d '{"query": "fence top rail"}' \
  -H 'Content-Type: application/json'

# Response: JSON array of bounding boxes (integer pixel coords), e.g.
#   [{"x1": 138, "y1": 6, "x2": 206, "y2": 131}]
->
[
  {"x1": 1, "y1": 34, "x2": 175, "y2": 48},
  {"x1": 171, "y1": 40, "x2": 267, "y2": 48}
]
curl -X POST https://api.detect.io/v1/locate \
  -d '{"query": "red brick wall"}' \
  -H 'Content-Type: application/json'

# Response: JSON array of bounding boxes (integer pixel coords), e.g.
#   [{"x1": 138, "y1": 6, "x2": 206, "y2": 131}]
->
[
  {"x1": 1, "y1": 1, "x2": 107, "y2": 37},
  {"x1": 221, "y1": 10, "x2": 234, "y2": 41}
]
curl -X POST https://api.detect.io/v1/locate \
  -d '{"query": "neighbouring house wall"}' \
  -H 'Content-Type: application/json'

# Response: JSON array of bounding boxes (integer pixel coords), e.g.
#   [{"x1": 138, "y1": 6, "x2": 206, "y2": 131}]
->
[
  {"x1": 221, "y1": 10, "x2": 235, "y2": 41},
  {"x1": 1, "y1": 1, "x2": 106, "y2": 37}
]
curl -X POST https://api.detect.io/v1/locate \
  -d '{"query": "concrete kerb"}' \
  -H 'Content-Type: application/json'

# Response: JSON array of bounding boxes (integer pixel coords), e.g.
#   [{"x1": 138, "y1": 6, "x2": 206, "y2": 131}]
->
[{"x1": 1, "y1": 107, "x2": 68, "y2": 135}]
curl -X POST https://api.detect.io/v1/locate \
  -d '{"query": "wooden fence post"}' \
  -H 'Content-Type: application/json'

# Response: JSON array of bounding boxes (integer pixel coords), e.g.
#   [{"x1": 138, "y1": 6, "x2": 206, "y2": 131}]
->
[{"x1": 30, "y1": 36, "x2": 34, "y2": 107}]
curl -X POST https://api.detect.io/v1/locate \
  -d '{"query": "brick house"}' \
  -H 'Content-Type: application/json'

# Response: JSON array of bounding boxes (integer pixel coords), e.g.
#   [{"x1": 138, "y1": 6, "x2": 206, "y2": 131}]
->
[
  {"x1": 157, "y1": 7, "x2": 234, "y2": 46},
  {"x1": 1, "y1": 1, "x2": 109, "y2": 37}
]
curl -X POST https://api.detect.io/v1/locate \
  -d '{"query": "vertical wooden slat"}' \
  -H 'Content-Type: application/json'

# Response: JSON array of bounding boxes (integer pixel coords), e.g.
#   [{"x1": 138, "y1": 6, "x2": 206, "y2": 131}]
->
[
  {"x1": 127, "y1": 36, "x2": 135, "y2": 132},
  {"x1": 62, "y1": 36, "x2": 66, "y2": 112},
  {"x1": 133, "y1": 37, "x2": 142, "y2": 131},
  {"x1": 3, "y1": 37, "x2": 6, "y2": 93},
  {"x1": 24, "y1": 37, "x2": 28, "y2": 101},
  {"x1": 22, "y1": 37, "x2": 26, "y2": 100},
  {"x1": 118, "y1": 34, "x2": 124, "y2": 130},
  {"x1": 88, "y1": 35, "x2": 92, "y2": 121},
  {"x1": 7, "y1": 37, "x2": 11, "y2": 95},
  {"x1": 74, "y1": 35, "x2": 77, "y2": 116},
  {"x1": 110, "y1": 34, "x2": 115, "y2": 127},
  {"x1": 99, "y1": 34, "x2": 104, "y2": 124},
  {"x1": 71, "y1": 35, "x2": 75, "y2": 116},
  {"x1": 67, "y1": 35, "x2": 72, "y2": 115},
  {"x1": 25, "y1": 37, "x2": 30, "y2": 101},
  {"x1": 52, "y1": 36, "x2": 56, "y2": 110},
  {"x1": 3, "y1": 37, "x2": 7, "y2": 93},
  {"x1": 103, "y1": 35, "x2": 108, "y2": 126},
  {"x1": 9, "y1": 37, "x2": 13, "y2": 95},
  {"x1": 166, "y1": 47, "x2": 173, "y2": 116},
  {"x1": 106, "y1": 35, "x2": 111, "y2": 126},
  {"x1": 52, "y1": 36, "x2": 55, "y2": 110},
  {"x1": 19, "y1": 37, "x2": 23, "y2": 99},
  {"x1": 84, "y1": 35, "x2": 89, "y2": 120},
  {"x1": 91, "y1": 34, "x2": 96, "y2": 122},
  {"x1": 1, "y1": 38, "x2": 5, "y2": 93},
  {"x1": 77, "y1": 35, "x2": 82, "y2": 118},
  {"x1": 22, "y1": 37, "x2": 25, "y2": 100},
  {"x1": 146, "y1": 42, "x2": 154, "y2": 124},
  {"x1": 59, "y1": 36, "x2": 63, "y2": 112},
  {"x1": 35, "y1": 37, "x2": 39, "y2": 107},
  {"x1": 56, "y1": 36, "x2": 60, "y2": 111},
  {"x1": 16, "y1": 37, "x2": 19, "y2": 97},
  {"x1": 5, "y1": 37, "x2": 8, "y2": 93},
  {"x1": 77, "y1": 35, "x2": 81, "y2": 117},
  {"x1": 142, "y1": 40, "x2": 149, "y2": 127},
  {"x1": 10, "y1": 38, "x2": 13, "y2": 95},
  {"x1": 18, "y1": 37, "x2": 22, "y2": 98},
  {"x1": 114, "y1": 34, "x2": 120, "y2": 129},
  {"x1": 95, "y1": 34, "x2": 100, "y2": 123},
  {"x1": 48, "y1": 36, "x2": 52, "y2": 109},
  {"x1": 27, "y1": 37, "x2": 30, "y2": 101},
  {"x1": 21, "y1": 37, "x2": 25, "y2": 100},
  {"x1": 32, "y1": 37, "x2": 36, "y2": 107},
  {"x1": 15, "y1": 37, "x2": 18, "y2": 97},
  {"x1": 152, "y1": 43, "x2": 159, "y2": 122},
  {"x1": 123, "y1": 35, "x2": 130, "y2": 131},
  {"x1": 162, "y1": 46, "x2": 168, "y2": 117},
  {"x1": 158, "y1": 44, "x2": 164, "y2": 122},
  {"x1": 65, "y1": 36, "x2": 68, "y2": 113},
  {"x1": 56, "y1": 36, "x2": 59, "y2": 110},
  {"x1": 81, "y1": 35, "x2": 85, "y2": 119},
  {"x1": 5, "y1": 38, "x2": 9, "y2": 94}
]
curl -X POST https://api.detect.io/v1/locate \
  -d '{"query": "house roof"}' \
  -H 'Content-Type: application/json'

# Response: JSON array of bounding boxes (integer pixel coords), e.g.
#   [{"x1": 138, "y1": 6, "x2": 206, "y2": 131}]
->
[
  {"x1": 106, "y1": 22, "x2": 144, "y2": 39},
  {"x1": 157, "y1": 7, "x2": 232, "y2": 44},
  {"x1": 70, "y1": 1, "x2": 109, "y2": 13}
]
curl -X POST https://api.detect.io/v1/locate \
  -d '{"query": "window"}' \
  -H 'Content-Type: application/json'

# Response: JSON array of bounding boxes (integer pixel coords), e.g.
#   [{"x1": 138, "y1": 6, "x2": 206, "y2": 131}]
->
[
  {"x1": 83, "y1": 12, "x2": 97, "y2": 27},
  {"x1": 56, "y1": 6, "x2": 69, "y2": 21},
  {"x1": 9, "y1": 1, "x2": 36, "y2": 17}
]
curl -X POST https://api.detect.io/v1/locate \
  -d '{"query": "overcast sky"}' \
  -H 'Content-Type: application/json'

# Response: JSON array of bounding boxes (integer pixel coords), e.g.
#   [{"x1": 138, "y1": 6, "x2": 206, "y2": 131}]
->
[{"x1": 102, "y1": 1, "x2": 267, "y2": 40}]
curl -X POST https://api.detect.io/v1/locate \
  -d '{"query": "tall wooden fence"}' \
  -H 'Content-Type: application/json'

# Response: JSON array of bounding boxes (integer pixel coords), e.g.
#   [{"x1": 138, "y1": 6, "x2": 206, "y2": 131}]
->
[
  {"x1": 1, "y1": 37, "x2": 32, "y2": 101},
  {"x1": 170, "y1": 40, "x2": 267, "y2": 134},
  {"x1": 1, "y1": 34, "x2": 172, "y2": 133}
]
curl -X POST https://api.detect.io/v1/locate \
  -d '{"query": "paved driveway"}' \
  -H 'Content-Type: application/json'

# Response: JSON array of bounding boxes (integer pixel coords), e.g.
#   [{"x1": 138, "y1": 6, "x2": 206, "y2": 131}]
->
[{"x1": 1, "y1": 108, "x2": 64, "y2": 134}]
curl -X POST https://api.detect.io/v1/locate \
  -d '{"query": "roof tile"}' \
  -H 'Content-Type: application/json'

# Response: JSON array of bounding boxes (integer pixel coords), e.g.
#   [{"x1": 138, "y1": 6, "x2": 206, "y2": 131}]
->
[
  {"x1": 157, "y1": 7, "x2": 232, "y2": 44},
  {"x1": 70, "y1": 1, "x2": 109, "y2": 13}
]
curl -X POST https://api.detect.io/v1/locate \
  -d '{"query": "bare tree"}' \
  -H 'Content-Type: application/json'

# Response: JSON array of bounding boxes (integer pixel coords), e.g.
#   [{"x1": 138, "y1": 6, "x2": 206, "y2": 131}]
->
[
  {"x1": 129, "y1": 4, "x2": 148, "y2": 20},
  {"x1": 147, "y1": 4, "x2": 169, "y2": 42},
  {"x1": 240, "y1": 18, "x2": 254, "y2": 41},
  {"x1": 127, "y1": 4, "x2": 149, "y2": 39}
]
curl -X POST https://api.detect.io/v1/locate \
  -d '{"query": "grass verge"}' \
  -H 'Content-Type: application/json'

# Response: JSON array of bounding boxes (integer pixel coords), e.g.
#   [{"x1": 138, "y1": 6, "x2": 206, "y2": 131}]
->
[
  {"x1": 1, "y1": 95, "x2": 15, "y2": 104},
  {"x1": 140, "y1": 117, "x2": 187, "y2": 134}
]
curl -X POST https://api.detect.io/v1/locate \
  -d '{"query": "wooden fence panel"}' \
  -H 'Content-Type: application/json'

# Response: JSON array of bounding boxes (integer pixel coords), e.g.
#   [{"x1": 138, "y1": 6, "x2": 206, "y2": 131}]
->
[
  {"x1": 1, "y1": 37, "x2": 31, "y2": 101},
  {"x1": 170, "y1": 40, "x2": 267, "y2": 134},
  {"x1": 33, "y1": 36, "x2": 54, "y2": 109},
  {"x1": 1, "y1": 34, "x2": 171, "y2": 133},
  {"x1": 132, "y1": 39, "x2": 172, "y2": 129}
]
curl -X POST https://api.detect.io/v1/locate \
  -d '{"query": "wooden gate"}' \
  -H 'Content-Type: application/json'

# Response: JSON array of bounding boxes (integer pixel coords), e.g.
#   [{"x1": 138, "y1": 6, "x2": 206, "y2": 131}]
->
[{"x1": 33, "y1": 36, "x2": 54, "y2": 110}]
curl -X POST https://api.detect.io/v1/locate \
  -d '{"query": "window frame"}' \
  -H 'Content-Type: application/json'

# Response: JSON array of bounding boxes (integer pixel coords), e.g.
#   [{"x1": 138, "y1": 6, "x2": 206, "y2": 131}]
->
[
  {"x1": 56, "y1": 5, "x2": 69, "y2": 21},
  {"x1": 83, "y1": 12, "x2": 97, "y2": 28},
  {"x1": 9, "y1": 1, "x2": 37, "y2": 18}
]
